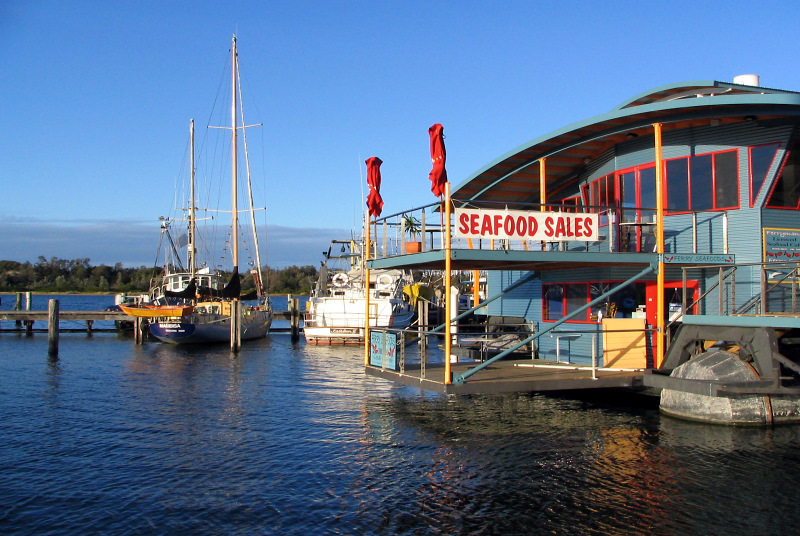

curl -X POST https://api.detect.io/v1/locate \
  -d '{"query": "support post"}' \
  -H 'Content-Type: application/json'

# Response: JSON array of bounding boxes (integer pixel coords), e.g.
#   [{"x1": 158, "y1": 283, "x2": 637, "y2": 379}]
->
[
  {"x1": 364, "y1": 210, "x2": 371, "y2": 367},
  {"x1": 25, "y1": 291, "x2": 33, "y2": 336},
  {"x1": 230, "y1": 299, "x2": 241, "y2": 352},
  {"x1": 444, "y1": 182, "x2": 453, "y2": 384},
  {"x1": 48, "y1": 299, "x2": 59, "y2": 357},
  {"x1": 418, "y1": 299, "x2": 428, "y2": 353},
  {"x1": 15, "y1": 292, "x2": 22, "y2": 327},
  {"x1": 654, "y1": 122, "x2": 666, "y2": 368},
  {"x1": 134, "y1": 317, "x2": 143, "y2": 344},
  {"x1": 289, "y1": 295, "x2": 300, "y2": 343}
]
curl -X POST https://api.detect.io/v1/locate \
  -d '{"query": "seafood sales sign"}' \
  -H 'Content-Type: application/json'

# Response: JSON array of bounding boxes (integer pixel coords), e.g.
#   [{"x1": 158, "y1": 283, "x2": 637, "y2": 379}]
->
[{"x1": 455, "y1": 208, "x2": 599, "y2": 241}]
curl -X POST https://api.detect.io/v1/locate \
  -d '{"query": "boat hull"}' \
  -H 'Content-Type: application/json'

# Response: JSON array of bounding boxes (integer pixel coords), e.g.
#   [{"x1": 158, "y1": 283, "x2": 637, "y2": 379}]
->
[
  {"x1": 119, "y1": 304, "x2": 194, "y2": 318},
  {"x1": 304, "y1": 326, "x2": 365, "y2": 345},
  {"x1": 303, "y1": 310, "x2": 414, "y2": 345},
  {"x1": 150, "y1": 311, "x2": 272, "y2": 344}
]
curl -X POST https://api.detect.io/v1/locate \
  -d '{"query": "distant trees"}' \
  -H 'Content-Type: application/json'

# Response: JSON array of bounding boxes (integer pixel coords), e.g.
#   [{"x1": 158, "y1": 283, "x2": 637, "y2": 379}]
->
[{"x1": 0, "y1": 257, "x2": 318, "y2": 295}]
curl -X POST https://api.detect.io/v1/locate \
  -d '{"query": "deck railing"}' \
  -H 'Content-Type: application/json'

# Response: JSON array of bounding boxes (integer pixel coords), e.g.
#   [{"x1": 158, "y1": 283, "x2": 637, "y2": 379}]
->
[
  {"x1": 369, "y1": 200, "x2": 729, "y2": 257},
  {"x1": 678, "y1": 261, "x2": 800, "y2": 319}
]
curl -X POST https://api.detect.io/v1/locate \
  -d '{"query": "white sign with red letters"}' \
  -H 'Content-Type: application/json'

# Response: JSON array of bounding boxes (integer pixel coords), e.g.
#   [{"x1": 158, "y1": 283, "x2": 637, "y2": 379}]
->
[{"x1": 454, "y1": 208, "x2": 599, "y2": 242}]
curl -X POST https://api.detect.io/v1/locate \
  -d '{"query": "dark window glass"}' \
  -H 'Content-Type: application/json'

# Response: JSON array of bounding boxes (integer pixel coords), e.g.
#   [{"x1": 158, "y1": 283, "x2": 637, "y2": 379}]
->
[
  {"x1": 714, "y1": 151, "x2": 738, "y2": 208},
  {"x1": 639, "y1": 167, "x2": 656, "y2": 222},
  {"x1": 750, "y1": 144, "x2": 779, "y2": 206},
  {"x1": 767, "y1": 150, "x2": 800, "y2": 208},
  {"x1": 690, "y1": 154, "x2": 713, "y2": 211},
  {"x1": 544, "y1": 285, "x2": 563, "y2": 320},
  {"x1": 619, "y1": 172, "x2": 636, "y2": 223},
  {"x1": 565, "y1": 284, "x2": 587, "y2": 319},
  {"x1": 666, "y1": 159, "x2": 689, "y2": 212}
]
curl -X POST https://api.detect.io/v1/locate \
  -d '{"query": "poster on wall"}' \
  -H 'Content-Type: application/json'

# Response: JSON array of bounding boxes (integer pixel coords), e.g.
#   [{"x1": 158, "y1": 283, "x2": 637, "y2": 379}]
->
[
  {"x1": 369, "y1": 331, "x2": 399, "y2": 371},
  {"x1": 763, "y1": 228, "x2": 800, "y2": 263}
]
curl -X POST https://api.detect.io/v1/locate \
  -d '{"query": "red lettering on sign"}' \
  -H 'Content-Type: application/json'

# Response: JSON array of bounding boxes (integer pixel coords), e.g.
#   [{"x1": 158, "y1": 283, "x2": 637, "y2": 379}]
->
[
  {"x1": 545, "y1": 217, "x2": 554, "y2": 236},
  {"x1": 555, "y1": 217, "x2": 566, "y2": 237},
  {"x1": 493, "y1": 215, "x2": 503, "y2": 235},
  {"x1": 481, "y1": 214, "x2": 493, "y2": 235},
  {"x1": 516, "y1": 216, "x2": 527, "y2": 236},
  {"x1": 584, "y1": 216, "x2": 594, "y2": 237},
  {"x1": 504, "y1": 215, "x2": 515, "y2": 235},
  {"x1": 468, "y1": 213, "x2": 479, "y2": 235},
  {"x1": 458, "y1": 213, "x2": 470, "y2": 235},
  {"x1": 528, "y1": 216, "x2": 538, "y2": 236}
]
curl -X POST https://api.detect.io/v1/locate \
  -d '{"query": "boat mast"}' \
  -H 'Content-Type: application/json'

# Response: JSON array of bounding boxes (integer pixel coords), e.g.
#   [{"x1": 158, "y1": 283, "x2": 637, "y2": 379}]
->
[
  {"x1": 231, "y1": 35, "x2": 239, "y2": 274},
  {"x1": 238, "y1": 73, "x2": 266, "y2": 300},
  {"x1": 189, "y1": 118, "x2": 196, "y2": 278}
]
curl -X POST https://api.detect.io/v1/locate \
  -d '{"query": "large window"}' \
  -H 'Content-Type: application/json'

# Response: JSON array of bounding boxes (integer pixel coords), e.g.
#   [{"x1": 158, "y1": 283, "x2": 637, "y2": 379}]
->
[
  {"x1": 582, "y1": 174, "x2": 616, "y2": 226},
  {"x1": 766, "y1": 146, "x2": 800, "y2": 209},
  {"x1": 749, "y1": 144, "x2": 780, "y2": 207},
  {"x1": 543, "y1": 281, "x2": 647, "y2": 323},
  {"x1": 665, "y1": 149, "x2": 739, "y2": 213}
]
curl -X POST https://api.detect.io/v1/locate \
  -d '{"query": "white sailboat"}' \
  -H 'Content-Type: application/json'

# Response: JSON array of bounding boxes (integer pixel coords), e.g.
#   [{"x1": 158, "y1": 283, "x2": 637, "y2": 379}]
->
[{"x1": 148, "y1": 35, "x2": 273, "y2": 347}]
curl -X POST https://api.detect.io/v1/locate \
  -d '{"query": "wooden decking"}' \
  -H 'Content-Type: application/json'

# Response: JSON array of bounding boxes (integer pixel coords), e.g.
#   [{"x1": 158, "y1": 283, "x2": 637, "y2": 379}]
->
[{"x1": 366, "y1": 359, "x2": 645, "y2": 395}]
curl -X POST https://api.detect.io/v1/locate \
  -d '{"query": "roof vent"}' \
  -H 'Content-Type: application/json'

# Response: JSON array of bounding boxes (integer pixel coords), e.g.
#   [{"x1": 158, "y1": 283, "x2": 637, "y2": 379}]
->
[{"x1": 733, "y1": 74, "x2": 760, "y2": 86}]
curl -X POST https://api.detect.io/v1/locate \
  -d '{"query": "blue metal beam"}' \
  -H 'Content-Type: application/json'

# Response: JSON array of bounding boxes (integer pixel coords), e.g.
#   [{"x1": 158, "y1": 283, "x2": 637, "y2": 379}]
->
[{"x1": 451, "y1": 265, "x2": 656, "y2": 384}]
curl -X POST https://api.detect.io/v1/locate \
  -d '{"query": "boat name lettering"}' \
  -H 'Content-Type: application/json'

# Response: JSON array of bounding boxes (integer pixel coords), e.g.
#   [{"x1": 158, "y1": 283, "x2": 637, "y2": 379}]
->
[{"x1": 454, "y1": 209, "x2": 598, "y2": 241}]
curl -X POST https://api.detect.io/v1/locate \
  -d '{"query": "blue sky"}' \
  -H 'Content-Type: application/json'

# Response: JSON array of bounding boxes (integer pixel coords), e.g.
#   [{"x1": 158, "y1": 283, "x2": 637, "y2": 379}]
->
[{"x1": 2, "y1": 0, "x2": 799, "y2": 268}]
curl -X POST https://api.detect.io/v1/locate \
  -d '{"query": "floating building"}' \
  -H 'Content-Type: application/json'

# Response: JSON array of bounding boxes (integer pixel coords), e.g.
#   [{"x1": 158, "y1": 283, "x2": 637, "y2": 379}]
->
[{"x1": 366, "y1": 76, "x2": 800, "y2": 425}]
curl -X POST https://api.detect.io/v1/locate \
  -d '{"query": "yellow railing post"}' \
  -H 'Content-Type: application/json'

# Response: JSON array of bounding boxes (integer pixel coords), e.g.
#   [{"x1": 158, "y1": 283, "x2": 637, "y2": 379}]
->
[{"x1": 654, "y1": 123, "x2": 666, "y2": 368}]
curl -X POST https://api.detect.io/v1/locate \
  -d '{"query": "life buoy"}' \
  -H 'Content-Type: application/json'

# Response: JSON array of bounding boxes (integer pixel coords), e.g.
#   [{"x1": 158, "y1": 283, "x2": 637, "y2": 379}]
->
[
  {"x1": 332, "y1": 273, "x2": 349, "y2": 287},
  {"x1": 376, "y1": 273, "x2": 394, "y2": 290}
]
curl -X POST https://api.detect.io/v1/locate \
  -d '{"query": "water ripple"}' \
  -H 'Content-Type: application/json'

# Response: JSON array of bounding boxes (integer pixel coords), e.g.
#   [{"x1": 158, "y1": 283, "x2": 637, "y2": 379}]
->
[{"x1": 1, "y1": 301, "x2": 799, "y2": 535}]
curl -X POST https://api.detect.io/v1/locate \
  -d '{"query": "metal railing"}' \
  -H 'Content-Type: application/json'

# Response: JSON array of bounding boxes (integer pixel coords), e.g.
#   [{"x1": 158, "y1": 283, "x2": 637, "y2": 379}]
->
[
  {"x1": 369, "y1": 199, "x2": 729, "y2": 257},
  {"x1": 679, "y1": 261, "x2": 800, "y2": 318}
]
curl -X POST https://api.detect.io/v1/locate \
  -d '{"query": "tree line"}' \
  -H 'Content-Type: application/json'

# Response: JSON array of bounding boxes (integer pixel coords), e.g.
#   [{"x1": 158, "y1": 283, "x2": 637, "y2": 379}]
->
[{"x1": 0, "y1": 257, "x2": 319, "y2": 295}]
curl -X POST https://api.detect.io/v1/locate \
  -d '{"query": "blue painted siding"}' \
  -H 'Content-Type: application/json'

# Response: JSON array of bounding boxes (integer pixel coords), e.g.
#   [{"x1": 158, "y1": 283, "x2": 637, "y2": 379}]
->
[{"x1": 486, "y1": 122, "x2": 797, "y2": 364}]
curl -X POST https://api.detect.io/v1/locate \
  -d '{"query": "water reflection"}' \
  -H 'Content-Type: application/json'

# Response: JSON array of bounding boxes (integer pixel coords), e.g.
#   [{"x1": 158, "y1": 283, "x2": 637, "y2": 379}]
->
[{"x1": 2, "y1": 322, "x2": 800, "y2": 535}]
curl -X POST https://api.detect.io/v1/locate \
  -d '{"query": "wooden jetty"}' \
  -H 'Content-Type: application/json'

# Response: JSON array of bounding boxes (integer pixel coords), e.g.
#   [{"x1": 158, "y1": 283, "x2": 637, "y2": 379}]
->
[
  {"x1": 1, "y1": 299, "x2": 303, "y2": 357},
  {"x1": 0, "y1": 310, "x2": 298, "y2": 330},
  {"x1": 367, "y1": 359, "x2": 643, "y2": 395}
]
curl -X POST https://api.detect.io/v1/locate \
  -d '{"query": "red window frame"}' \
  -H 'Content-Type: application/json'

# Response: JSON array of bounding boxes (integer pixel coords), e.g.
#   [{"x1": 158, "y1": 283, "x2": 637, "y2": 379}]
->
[
  {"x1": 664, "y1": 149, "x2": 740, "y2": 214},
  {"x1": 749, "y1": 143, "x2": 781, "y2": 207},
  {"x1": 765, "y1": 150, "x2": 800, "y2": 210},
  {"x1": 542, "y1": 282, "x2": 593, "y2": 323}
]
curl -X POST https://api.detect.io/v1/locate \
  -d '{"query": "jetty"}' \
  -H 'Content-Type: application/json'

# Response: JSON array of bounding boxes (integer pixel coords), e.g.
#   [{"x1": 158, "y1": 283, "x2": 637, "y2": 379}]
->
[{"x1": 1, "y1": 296, "x2": 303, "y2": 357}]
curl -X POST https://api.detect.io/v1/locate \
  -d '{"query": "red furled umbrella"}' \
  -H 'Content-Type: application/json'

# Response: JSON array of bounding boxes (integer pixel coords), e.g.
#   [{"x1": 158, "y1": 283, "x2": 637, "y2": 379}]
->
[
  {"x1": 365, "y1": 156, "x2": 384, "y2": 218},
  {"x1": 428, "y1": 123, "x2": 447, "y2": 197}
]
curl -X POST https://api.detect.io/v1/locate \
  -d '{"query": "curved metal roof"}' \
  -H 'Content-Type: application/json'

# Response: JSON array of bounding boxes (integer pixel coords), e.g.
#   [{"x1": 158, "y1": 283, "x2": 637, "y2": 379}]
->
[{"x1": 452, "y1": 80, "x2": 800, "y2": 207}]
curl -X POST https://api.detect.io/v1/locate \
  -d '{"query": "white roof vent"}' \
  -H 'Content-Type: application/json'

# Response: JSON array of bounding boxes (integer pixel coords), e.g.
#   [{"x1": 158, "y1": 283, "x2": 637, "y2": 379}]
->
[{"x1": 734, "y1": 74, "x2": 760, "y2": 87}]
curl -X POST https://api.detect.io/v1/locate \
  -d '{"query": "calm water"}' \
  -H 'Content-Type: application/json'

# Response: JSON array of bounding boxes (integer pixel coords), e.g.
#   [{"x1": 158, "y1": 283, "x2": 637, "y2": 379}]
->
[{"x1": 1, "y1": 295, "x2": 800, "y2": 535}]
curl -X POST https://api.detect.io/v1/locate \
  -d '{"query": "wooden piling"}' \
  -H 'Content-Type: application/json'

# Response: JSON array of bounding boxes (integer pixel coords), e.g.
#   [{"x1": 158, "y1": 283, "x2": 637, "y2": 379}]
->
[
  {"x1": 14, "y1": 292, "x2": 22, "y2": 327},
  {"x1": 134, "y1": 317, "x2": 143, "y2": 344},
  {"x1": 25, "y1": 292, "x2": 34, "y2": 336},
  {"x1": 48, "y1": 299, "x2": 59, "y2": 357},
  {"x1": 289, "y1": 296, "x2": 300, "y2": 343}
]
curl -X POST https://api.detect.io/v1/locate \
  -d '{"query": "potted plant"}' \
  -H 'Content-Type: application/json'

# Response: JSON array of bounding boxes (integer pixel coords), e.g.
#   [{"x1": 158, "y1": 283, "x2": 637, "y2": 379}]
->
[{"x1": 403, "y1": 214, "x2": 422, "y2": 254}]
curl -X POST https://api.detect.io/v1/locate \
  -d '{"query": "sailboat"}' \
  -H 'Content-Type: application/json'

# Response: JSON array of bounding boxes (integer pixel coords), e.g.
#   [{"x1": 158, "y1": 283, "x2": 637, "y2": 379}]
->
[
  {"x1": 118, "y1": 120, "x2": 227, "y2": 320},
  {"x1": 146, "y1": 36, "x2": 273, "y2": 347}
]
